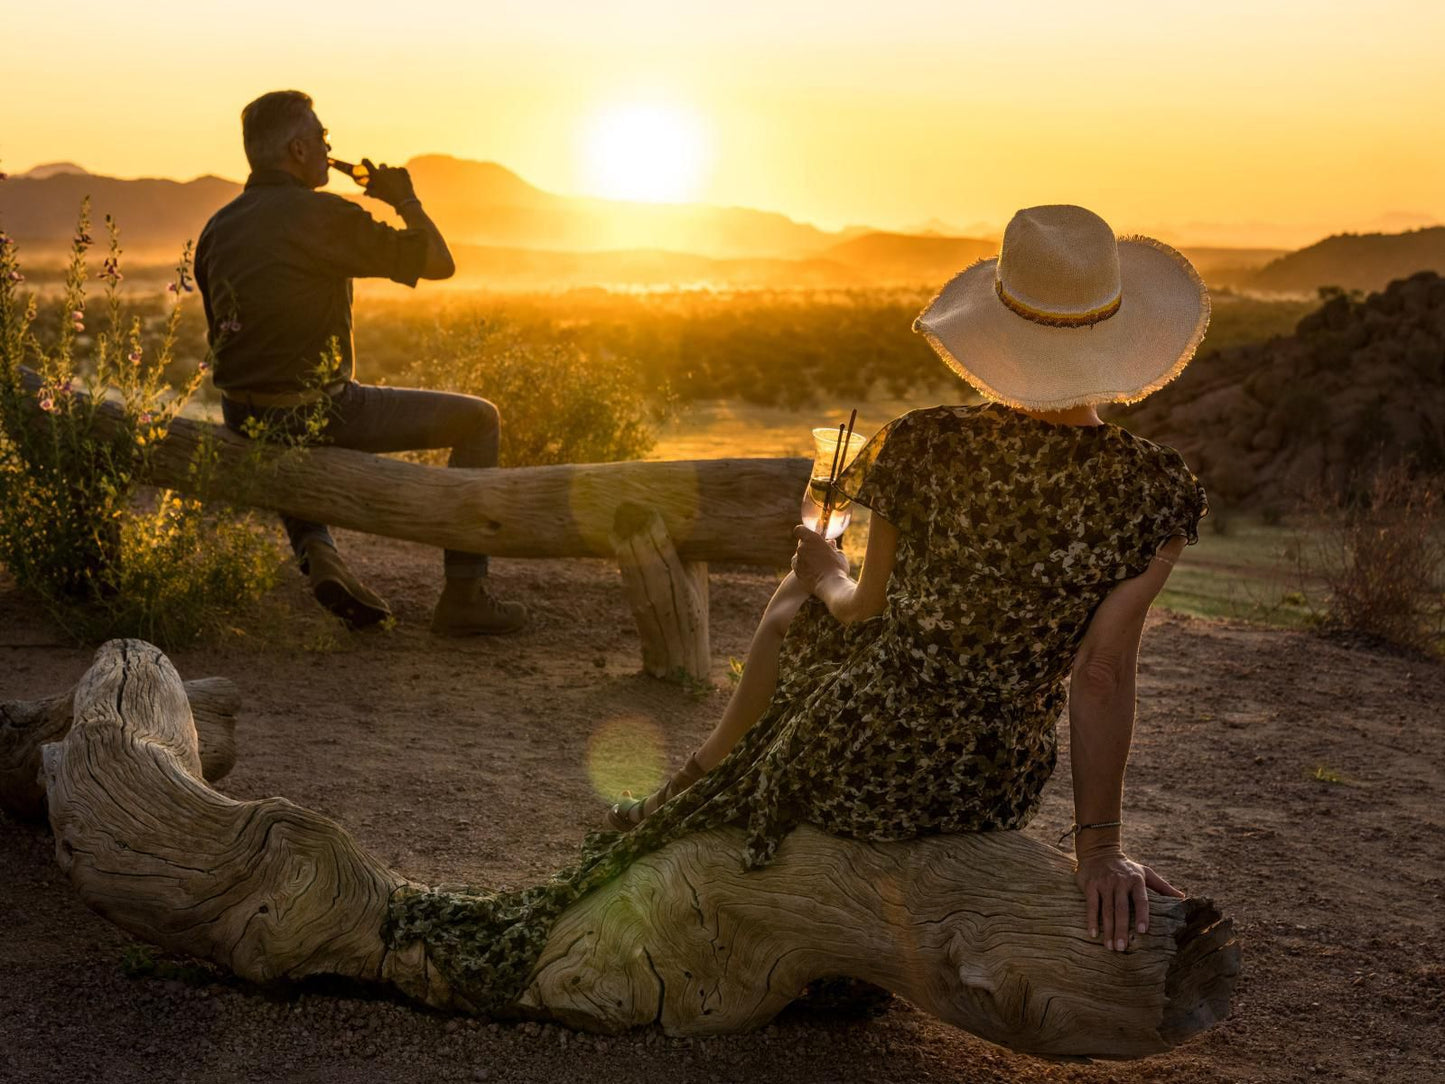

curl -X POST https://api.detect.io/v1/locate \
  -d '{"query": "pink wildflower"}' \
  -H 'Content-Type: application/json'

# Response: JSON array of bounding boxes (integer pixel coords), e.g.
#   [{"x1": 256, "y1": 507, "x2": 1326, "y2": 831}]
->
[
  {"x1": 138, "y1": 412, "x2": 154, "y2": 425},
  {"x1": 7, "y1": 271, "x2": 22, "y2": 283},
  {"x1": 128, "y1": 349, "x2": 142, "y2": 364},
  {"x1": 166, "y1": 282, "x2": 177, "y2": 293},
  {"x1": 38, "y1": 395, "x2": 55, "y2": 413},
  {"x1": 197, "y1": 359, "x2": 210, "y2": 374},
  {"x1": 72, "y1": 321, "x2": 84, "y2": 333},
  {"x1": 71, "y1": 310, "x2": 83, "y2": 320}
]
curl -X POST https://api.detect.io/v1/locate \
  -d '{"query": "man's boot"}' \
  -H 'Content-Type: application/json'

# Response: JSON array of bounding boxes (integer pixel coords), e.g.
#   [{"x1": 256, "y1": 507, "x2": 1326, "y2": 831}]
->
[
  {"x1": 430, "y1": 577, "x2": 528, "y2": 636},
  {"x1": 302, "y1": 540, "x2": 391, "y2": 629}
]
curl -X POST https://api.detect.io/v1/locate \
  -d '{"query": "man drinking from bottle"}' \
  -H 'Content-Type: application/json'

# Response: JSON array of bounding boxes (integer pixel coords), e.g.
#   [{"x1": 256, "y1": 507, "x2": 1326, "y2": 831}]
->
[{"x1": 196, "y1": 89, "x2": 526, "y2": 636}]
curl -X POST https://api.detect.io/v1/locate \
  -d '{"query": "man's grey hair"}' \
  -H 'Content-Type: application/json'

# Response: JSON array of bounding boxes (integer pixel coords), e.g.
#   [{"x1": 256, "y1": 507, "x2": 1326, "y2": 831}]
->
[{"x1": 241, "y1": 90, "x2": 316, "y2": 170}]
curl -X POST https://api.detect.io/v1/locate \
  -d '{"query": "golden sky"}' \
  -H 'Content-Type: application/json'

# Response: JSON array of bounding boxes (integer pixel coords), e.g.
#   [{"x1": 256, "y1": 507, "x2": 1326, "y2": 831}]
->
[{"x1": 4, "y1": 0, "x2": 1443, "y2": 247}]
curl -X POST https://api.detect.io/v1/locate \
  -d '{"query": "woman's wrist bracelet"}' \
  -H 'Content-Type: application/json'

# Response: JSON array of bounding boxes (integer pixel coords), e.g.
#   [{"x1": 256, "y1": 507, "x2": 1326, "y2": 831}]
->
[
  {"x1": 394, "y1": 197, "x2": 421, "y2": 213},
  {"x1": 1057, "y1": 820, "x2": 1123, "y2": 848}
]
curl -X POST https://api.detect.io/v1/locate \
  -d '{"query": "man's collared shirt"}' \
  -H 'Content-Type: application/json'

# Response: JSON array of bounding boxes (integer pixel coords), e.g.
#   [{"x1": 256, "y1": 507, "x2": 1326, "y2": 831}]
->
[{"x1": 195, "y1": 169, "x2": 429, "y2": 394}]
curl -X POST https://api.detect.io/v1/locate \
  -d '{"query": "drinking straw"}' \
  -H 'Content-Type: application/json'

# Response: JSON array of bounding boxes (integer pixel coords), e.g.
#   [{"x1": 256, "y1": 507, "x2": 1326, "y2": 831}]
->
[
  {"x1": 840, "y1": 408, "x2": 858, "y2": 473},
  {"x1": 828, "y1": 423, "x2": 846, "y2": 485}
]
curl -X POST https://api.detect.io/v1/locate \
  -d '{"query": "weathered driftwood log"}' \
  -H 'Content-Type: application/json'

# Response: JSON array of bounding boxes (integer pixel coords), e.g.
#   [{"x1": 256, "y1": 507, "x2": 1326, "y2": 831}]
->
[
  {"x1": 16, "y1": 366, "x2": 809, "y2": 566},
  {"x1": 37, "y1": 642, "x2": 1238, "y2": 1057},
  {"x1": 1, "y1": 676, "x2": 238, "y2": 820},
  {"x1": 611, "y1": 504, "x2": 710, "y2": 681}
]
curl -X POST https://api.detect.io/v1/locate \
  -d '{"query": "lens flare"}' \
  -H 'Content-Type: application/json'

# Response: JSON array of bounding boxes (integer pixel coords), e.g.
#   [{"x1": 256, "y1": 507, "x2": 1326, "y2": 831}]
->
[{"x1": 586, "y1": 714, "x2": 666, "y2": 801}]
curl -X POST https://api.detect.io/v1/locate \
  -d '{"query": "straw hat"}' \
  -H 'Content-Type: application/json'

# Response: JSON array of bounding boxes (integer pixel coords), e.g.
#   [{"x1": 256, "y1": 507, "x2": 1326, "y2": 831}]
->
[{"x1": 913, "y1": 204, "x2": 1210, "y2": 410}]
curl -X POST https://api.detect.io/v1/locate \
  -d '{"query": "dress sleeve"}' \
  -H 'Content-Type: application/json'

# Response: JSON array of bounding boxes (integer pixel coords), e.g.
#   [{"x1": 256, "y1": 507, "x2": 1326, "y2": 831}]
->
[
  {"x1": 833, "y1": 410, "x2": 929, "y2": 532},
  {"x1": 303, "y1": 194, "x2": 430, "y2": 287},
  {"x1": 1153, "y1": 447, "x2": 1209, "y2": 549}
]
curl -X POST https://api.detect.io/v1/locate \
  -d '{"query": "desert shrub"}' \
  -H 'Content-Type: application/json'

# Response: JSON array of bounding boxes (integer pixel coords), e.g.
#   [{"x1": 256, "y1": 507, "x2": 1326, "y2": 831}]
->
[
  {"x1": 1296, "y1": 464, "x2": 1444, "y2": 656},
  {"x1": 55, "y1": 490, "x2": 280, "y2": 647},
  {"x1": 346, "y1": 287, "x2": 1316, "y2": 415},
  {"x1": 407, "y1": 318, "x2": 671, "y2": 466},
  {"x1": 0, "y1": 200, "x2": 281, "y2": 647}
]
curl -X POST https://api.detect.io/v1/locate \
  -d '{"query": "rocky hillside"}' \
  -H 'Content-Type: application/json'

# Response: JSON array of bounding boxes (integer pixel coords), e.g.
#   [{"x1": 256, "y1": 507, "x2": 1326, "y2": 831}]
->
[
  {"x1": 1116, "y1": 271, "x2": 1445, "y2": 508},
  {"x1": 1248, "y1": 227, "x2": 1445, "y2": 294}
]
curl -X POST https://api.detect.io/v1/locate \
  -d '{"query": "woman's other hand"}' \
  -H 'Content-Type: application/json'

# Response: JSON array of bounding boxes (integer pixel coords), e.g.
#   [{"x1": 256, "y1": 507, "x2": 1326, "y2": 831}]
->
[
  {"x1": 790, "y1": 524, "x2": 850, "y2": 593},
  {"x1": 1074, "y1": 849, "x2": 1185, "y2": 951}
]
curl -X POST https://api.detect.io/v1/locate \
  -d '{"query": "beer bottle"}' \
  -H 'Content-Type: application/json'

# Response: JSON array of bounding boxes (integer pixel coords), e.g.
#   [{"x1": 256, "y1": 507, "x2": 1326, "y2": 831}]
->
[{"x1": 327, "y1": 158, "x2": 370, "y2": 187}]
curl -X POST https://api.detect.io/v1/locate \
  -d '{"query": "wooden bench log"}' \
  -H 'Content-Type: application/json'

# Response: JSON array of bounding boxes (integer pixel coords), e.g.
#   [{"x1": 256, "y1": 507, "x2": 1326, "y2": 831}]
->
[
  {"x1": 30, "y1": 641, "x2": 1239, "y2": 1057},
  {"x1": 15, "y1": 366, "x2": 805, "y2": 679},
  {"x1": 0, "y1": 676, "x2": 238, "y2": 820},
  {"x1": 18, "y1": 364, "x2": 809, "y2": 566}
]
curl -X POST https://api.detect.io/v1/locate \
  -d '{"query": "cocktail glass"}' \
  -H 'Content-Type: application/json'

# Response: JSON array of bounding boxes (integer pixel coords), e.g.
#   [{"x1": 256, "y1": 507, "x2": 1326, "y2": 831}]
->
[{"x1": 800, "y1": 426, "x2": 867, "y2": 541}]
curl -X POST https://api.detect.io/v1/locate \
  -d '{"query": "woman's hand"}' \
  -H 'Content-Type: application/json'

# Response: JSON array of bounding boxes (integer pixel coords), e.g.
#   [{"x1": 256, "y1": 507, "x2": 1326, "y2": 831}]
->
[
  {"x1": 790, "y1": 524, "x2": 851, "y2": 594},
  {"x1": 1074, "y1": 848, "x2": 1185, "y2": 951}
]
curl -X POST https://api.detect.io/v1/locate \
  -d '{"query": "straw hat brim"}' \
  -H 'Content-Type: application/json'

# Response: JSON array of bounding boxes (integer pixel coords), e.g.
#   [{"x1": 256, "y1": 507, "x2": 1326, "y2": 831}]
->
[{"x1": 913, "y1": 235, "x2": 1210, "y2": 411}]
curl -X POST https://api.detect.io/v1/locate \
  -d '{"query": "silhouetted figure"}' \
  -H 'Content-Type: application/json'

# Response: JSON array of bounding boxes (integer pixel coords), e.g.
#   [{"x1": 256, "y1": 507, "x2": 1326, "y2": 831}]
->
[{"x1": 196, "y1": 90, "x2": 525, "y2": 635}]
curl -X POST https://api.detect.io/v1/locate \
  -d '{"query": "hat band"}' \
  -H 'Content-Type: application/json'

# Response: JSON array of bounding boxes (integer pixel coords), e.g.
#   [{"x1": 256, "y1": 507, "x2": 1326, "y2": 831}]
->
[{"x1": 995, "y1": 277, "x2": 1122, "y2": 328}]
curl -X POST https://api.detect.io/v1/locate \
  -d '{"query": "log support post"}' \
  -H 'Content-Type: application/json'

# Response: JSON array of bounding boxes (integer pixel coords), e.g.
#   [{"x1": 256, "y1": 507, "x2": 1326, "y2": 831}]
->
[{"x1": 612, "y1": 503, "x2": 711, "y2": 683}]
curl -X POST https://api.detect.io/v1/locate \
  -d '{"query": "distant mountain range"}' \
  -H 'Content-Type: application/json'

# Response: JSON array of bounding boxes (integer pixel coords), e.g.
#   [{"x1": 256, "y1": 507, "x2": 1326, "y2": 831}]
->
[
  {"x1": 2, "y1": 158, "x2": 1441, "y2": 292},
  {"x1": 0, "y1": 165, "x2": 238, "y2": 261},
  {"x1": 1248, "y1": 227, "x2": 1445, "y2": 294}
]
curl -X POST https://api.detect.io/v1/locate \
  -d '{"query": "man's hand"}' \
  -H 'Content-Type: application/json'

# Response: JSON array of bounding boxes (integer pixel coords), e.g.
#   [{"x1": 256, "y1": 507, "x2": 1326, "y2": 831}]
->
[
  {"x1": 1074, "y1": 848, "x2": 1185, "y2": 952},
  {"x1": 360, "y1": 159, "x2": 418, "y2": 210}
]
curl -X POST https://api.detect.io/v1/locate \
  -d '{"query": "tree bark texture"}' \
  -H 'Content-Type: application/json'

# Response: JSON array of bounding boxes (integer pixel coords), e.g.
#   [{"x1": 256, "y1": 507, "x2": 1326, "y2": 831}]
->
[
  {"x1": 17, "y1": 366, "x2": 808, "y2": 566},
  {"x1": 611, "y1": 504, "x2": 711, "y2": 681},
  {"x1": 1, "y1": 676, "x2": 238, "y2": 820},
  {"x1": 19, "y1": 642, "x2": 1239, "y2": 1056}
]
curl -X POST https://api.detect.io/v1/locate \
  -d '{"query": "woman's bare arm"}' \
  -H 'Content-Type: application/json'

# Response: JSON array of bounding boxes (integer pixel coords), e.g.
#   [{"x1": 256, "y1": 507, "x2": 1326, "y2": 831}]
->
[
  {"x1": 794, "y1": 514, "x2": 899, "y2": 624},
  {"x1": 1068, "y1": 535, "x2": 1188, "y2": 952}
]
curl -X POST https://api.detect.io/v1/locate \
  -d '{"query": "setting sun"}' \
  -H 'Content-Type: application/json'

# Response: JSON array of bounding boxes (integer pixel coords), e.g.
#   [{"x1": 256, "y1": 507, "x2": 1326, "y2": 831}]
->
[{"x1": 580, "y1": 101, "x2": 709, "y2": 204}]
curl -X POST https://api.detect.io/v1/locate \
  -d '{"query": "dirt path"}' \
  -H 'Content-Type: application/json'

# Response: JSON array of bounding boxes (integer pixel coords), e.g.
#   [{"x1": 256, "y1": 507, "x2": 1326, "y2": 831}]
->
[{"x1": 2, "y1": 531, "x2": 1441, "y2": 1084}]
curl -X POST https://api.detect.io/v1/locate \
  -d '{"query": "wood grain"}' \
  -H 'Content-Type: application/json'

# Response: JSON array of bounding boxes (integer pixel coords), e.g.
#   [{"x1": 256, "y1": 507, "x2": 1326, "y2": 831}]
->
[
  {"x1": 22, "y1": 640, "x2": 1239, "y2": 1057},
  {"x1": 17, "y1": 364, "x2": 808, "y2": 566},
  {"x1": 1, "y1": 676, "x2": 238, "y2": 820},
  {"x1": 612, "y1": 504, "x2": 711, "y2": 680}
]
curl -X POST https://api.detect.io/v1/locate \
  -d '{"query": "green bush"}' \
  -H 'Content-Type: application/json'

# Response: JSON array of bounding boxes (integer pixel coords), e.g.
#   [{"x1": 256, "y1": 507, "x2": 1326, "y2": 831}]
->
[
  {"x1": 0, "y1": 199, "x2": 281, "y2": 647},
  {"x1": 407, "y1": 318, "x2": 670, "y2": 466}
]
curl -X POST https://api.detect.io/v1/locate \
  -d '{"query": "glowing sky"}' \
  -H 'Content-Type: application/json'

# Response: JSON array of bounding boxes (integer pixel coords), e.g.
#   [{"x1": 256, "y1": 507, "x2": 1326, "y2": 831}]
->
[{"x1": 2, "y1": 0, "x2": 1442, "y2": 246}]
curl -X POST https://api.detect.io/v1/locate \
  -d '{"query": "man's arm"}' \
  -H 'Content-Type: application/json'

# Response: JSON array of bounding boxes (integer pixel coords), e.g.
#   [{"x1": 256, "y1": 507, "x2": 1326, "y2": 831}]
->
[
  {"x1": 363, "y1": 161, "x2": 455, "y2": 280},
  {"x1": 394, "y1": 198, "x2": 455, "y2": 280}
]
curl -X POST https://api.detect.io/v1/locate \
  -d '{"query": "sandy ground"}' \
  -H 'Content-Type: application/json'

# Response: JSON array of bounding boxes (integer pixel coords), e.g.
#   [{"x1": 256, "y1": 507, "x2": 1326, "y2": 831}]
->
[{"x1": 1, "y1": 530, "x2": 1442, "y2": 1084}]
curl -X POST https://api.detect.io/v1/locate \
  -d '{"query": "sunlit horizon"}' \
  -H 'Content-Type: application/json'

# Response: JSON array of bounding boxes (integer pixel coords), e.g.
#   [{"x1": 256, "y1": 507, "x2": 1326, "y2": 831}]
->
[
  {"x1": 579, "y1": 101, "x2": 711, "y2": 204},
  {"x1": 4, "y1": 1, "x2": 1444, "y2": 249}
]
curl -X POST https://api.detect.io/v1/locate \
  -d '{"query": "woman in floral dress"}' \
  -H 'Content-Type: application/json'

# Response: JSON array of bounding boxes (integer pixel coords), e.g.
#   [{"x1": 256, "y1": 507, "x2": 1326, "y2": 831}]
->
[{"x1": 388, "y1": 205, "x2": 1211, "y2": 1012}]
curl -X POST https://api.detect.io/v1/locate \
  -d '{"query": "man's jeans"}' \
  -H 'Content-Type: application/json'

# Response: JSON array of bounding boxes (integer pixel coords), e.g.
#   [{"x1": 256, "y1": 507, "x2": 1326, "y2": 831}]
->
[{"x1": 221, "y1": 381, "x2": 498, "y2": 579}]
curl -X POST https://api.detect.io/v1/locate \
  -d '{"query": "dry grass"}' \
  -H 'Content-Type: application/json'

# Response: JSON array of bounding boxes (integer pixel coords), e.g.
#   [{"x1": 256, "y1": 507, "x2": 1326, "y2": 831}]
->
[{"x1": 1296, "y1": 464, "x2": 1445, "y2": 656}]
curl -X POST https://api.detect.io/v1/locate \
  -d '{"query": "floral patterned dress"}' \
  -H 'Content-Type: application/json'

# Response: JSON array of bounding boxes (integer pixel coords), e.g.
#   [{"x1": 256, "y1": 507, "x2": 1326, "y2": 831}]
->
[{"x1": 386, "y1": 402, "x2": 1209, "y2": 1013}]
